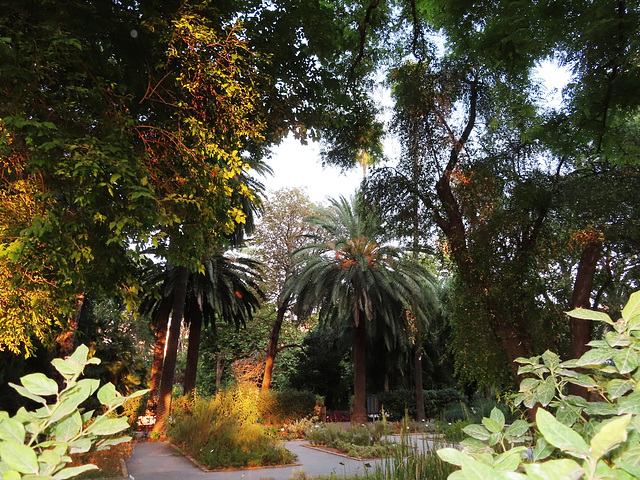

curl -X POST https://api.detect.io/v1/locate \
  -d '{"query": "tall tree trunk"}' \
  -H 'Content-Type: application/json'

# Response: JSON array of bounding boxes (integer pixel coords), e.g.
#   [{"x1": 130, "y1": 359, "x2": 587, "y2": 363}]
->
[
  {"x1": 414, "y1": 340, "x2": 426, "y2": 421},
  {"x1": 146, "y1": 293, "x2": 173, "y2": 413},
  {"x1": 153, "y1": 266, "x2": 189, "y2": 434},
  {"x1": 59, "y1": 293, "x2": 85, "y2": 357},
  {"x1": 568, "y1": 240, "x2": 602, "y2": 398},
  {"x1": 261, "y1": 302, "x2": 288, "y2": 392},
  {"x1": 352, "y1": 319, "x2": 368, "y2": 424},
  {"x1": 183, "y1": 300, "x2": 202, "y2": 396}
]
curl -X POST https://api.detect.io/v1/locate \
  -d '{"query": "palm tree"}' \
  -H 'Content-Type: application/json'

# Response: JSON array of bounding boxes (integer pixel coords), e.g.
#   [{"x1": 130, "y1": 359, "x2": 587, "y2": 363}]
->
[
  {"x1": 285, "y1": 195, "x2": 433, "y2": 424},
  {"x1": 182, "y1": 252, "x2": 264, "y2": 394}
]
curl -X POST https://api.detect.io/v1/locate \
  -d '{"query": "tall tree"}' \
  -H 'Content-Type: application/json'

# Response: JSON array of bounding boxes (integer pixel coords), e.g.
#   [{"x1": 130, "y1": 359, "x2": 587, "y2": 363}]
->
[
  {"x1": 286, "y1": 196, "x2": 433, "y2": 423},
  {"x1": 249, "y1": 188, "x2": 317, "y2": 391}
]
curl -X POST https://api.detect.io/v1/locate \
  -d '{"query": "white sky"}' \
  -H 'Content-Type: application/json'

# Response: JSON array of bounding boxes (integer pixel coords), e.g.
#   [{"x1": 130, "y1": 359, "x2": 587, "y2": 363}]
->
[{"x1": 261, "y1": 136, "x2": 364, "y2": 204}]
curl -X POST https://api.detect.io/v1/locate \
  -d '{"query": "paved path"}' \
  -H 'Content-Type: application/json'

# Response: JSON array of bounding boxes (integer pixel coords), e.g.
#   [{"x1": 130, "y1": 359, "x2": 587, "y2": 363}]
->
[{"x1": 126, "y1": 440, "x2": 390, "y2": 480}]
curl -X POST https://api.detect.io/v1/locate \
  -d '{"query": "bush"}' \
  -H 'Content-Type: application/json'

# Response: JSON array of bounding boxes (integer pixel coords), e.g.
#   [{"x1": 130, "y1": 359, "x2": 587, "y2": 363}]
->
[
  {"x1": 0, "y1": 345, "x2": 146, "y2": 479},
  {"x1": 376, "y1": 388, "x2": 468, "y2": 421},
  {"x1": 263, "y1": 389, "x2": 317, "y2": 424},
  {"x1": 305, "y1": 422, "x2": 398, "y2": 459},
  {"x1": 438, "y1": 291, "x2": 640, "y2": 480},
  {"x1": 168, "y1": 390, "x2": 296, "y2": 469},
  {"x1": 442, "y1": 419, "x2": 473, "y2": 442},
  {"x1": 423, "y1": 388, "x2": 467, "y2": 419}
]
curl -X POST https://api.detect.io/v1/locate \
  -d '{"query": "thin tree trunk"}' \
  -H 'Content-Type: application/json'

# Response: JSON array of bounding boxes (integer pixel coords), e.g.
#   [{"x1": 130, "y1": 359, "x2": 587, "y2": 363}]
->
[
  {"x1": 183, "y1": 300, "x2": 202, "y2": 396},
  {"x1": 569, "y1": 240, "x2": 602, "y2": 398},
  {"x1": 261, "y1": 302, "x2": 288, "y2": 392},
  {"x1": 153, "y1": 266, "x2": 189, "y2": 434},
  {"x1": 216, "y1": 353, "x2": 224, "y2": 391},
  {"x1": 352, "y1": 319, "x2": 368, "y2": 424},
  {"x1": 146, "y1": 293, "x2": 173, "y2": 413},
  {"x1": 414, "y1": 340, "x2": 426, "y2": 421}
]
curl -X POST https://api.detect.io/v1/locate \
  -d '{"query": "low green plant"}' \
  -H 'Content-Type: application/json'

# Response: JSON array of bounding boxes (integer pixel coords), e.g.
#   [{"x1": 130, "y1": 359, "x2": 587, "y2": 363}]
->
[
  {"x1": 438, "y1": 290, "x2": 640, "y2": 480},
  {"x1": 0, "y1": 344, "x2": 147, "y2": 479},
  {"x1": 305, "y1": 422, "x2": 398, "y2": 459}
]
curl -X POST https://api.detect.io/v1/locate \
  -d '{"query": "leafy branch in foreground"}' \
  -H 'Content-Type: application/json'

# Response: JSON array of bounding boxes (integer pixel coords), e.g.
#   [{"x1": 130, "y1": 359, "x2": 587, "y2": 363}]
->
[
  {"x1": 438, "y1": 290, "x2": 640, "y2": 480},
  {"x1": 0, "y1": 345, "x2": 148, "y2": 479}
]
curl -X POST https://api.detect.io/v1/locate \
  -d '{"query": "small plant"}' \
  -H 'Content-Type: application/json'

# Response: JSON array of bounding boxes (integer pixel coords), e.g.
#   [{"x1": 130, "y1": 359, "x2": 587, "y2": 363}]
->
[
  {"x1": 438, "y1": 290, "x2": 640, "y2": 480},
  {"x1": 305, "y1": 422, "x2": 398, "y2": 459},
  {"x1": 0, "y1": 344, "x2": 147, "y2": 479}
]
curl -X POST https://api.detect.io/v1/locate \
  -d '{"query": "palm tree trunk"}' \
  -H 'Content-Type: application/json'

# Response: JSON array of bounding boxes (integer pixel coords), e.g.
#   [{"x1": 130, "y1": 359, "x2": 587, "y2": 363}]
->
[
  {"x1": 146, "y1": 293, "x2": 173, "y2": 413},
  {"x1": 352, "y1": 319, "x2": 368, "y2": 424},
  {"x1": 183, "y1": 301, "x2": 202, "y2": 396},
  {"x1": 153, "y1": 266, "x2": 189, "y2": 434},
  {"x1": 261, "y1": 302, "x2": 288, "y2": 392}
]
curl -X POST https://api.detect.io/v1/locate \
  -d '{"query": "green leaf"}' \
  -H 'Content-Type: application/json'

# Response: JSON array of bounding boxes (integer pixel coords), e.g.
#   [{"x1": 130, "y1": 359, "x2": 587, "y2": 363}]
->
[
  {"x1": 68, "y1": 437, "x2": 92, "y2": 454},
  {"x1": 584, "y1": 402, "x2": 619, "y2": 416},
  {"x1": 54, "y1": 411, "x2": 82, "y2": 442},
  {"x1": 605, "y1": 331, "x2": 632, "y2": 348},
  {"x1": 590, "y1": 414, "x2": 631, "y2": 460},
  {"x1": 95, "y1": 436, "x2": 131, "y2": 450},
  {"x1": 0, "y1": 440, "x2": 39, "y2": 474},
  {"x1": 607, "y1": 379, "x2": 634, "y2": 399},
  {"x1": 493, "y1": 448, "x2": 525, "y2": 472},
  {"x1": 566, "y1": 308, "x2": 613, "y2": 325},
  {"x1": 490, "y1": 407, "x2": 505, "y2": 430},
  {"x1": 53, "y1": 464, "x2": 99, "y2": 479},
  {"x1": 96, "y1": 383, "x2": 118, "y2": 405},
  {"x1": 613, "y1": 348, "x2": 639, "y2": 374},
  {"x1": 51, "y1": 358, "x2": 81, "y2": 381},
  {"x1": 567, "y1": 373, "x2": 598, "y2": 389},
  {"x1": 110, "y1": 173, "x2": 121, "y2": 184},
  {"x1": 2, "y1": 470, "x2": 21, "y2": 480},
  {"x1": 536, "y1": 408, "x2": 589, "y2": 458},
  {"x1": 519, "y1": 378, "x2": 539, "y2": 392},
  {"x1": 0, "y1": 418, "x2": 26, "y2": 443},
  {"x1": 524, "y1": 459, "x2": 583, "y2": 480},
  {"x1": 85, "y1": 416, "x2": 128, "y2": 436},
  {"x1": 19, "y1": 373, "x2": 59, "y2": 397},
  {"x1": 504, "y1": 420, "x2": 529, "y2": 441},
  {"x1": 463, "y1": 424, "x2": 492, "y2": 441},
  {"x1": 459, "y1": 455, "x2": 504, "y2": 480},
  {"x1": 437, "y1": 447, "x2": 468, "y2": 467},
  {"x1": 532, "y1": 437, "x2": 554, "y2": 461},
  {"x1": 576, "y1": 347, "x2": 614, "y2": 367},
  {"x1": 621, "y1": 291, "x2": 640, "y2": 324},
  {"x1": 618, "y1": 392, "x2": 640, "y2": 415},
  {"x1": 614, "y1": 443, "x2": 640, "y2": 477},
  {"x1": 482, "y1": 417, "x2": 503, "y2": 434},
  {"x1": 537, "y1": 377, "x2": 555, "y2": 406},
  {"x1": 8, "y1": 383, "x2": 46, "y2": 405}
]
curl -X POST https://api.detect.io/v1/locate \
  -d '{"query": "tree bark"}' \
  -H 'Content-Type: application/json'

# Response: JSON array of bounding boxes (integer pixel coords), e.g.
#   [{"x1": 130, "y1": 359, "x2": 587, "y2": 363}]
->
[
  {"x1": 183, "y1": 299, "x2": 202, "y2": 396},
  {"x1": 146, "y1": 293, "x2": 173, "y2": 413},
  {"x1": 568, "y1": 240, "x2": 602, "y2": 398},
  {"x1": 261, "y1": 302, "x2": 288, "y2": 392},
  {"x1": 352, "y1": 319, "x2": 368, "y2": 424},
  {"x1": 414, "y1": 340, "x2": 426, "y2": 421},
  {"x1": 153, "y1": 266, "x2": 189, "y2": 434}
]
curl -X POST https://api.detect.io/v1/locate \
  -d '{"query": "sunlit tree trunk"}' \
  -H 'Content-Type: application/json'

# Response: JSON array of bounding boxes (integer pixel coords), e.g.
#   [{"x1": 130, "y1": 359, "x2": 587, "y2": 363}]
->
[
  {"x1": 146, "y1": 294, "x2": 173, "y2": 413},
  {"x1": 183, "y1": 299, "x2": 202, "y2": 396},
  {"x1": 261, "y1": 302, "x2": 288, "y2": 392},
  {"x1": 153, "y1": 266, "x2": 189, "y2": 434},
  {"x1": 352, "y1": 319, "x2": 368, "y2": 424}
]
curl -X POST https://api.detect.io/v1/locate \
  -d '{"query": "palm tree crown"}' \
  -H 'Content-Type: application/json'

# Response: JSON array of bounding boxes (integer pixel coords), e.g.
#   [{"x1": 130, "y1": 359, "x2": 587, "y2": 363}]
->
[{"x1": 286, "y1": 195, "x2": 433, "y2": 422}]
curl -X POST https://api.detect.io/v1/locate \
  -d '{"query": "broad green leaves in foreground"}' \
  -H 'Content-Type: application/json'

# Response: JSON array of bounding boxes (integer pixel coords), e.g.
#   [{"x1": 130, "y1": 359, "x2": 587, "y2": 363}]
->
[
  {"x1": 0, "y1": 345, "x2": 147, "y2": 479},
  {"x1": 438, "y1": 290, "x2": 640, "y2": 480}
]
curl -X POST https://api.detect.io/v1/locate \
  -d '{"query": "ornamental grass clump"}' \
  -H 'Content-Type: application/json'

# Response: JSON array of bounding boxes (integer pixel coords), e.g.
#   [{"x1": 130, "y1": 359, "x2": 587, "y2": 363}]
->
[{"x1": 305, "y1": 422, "x2": 400, "y2": 459}]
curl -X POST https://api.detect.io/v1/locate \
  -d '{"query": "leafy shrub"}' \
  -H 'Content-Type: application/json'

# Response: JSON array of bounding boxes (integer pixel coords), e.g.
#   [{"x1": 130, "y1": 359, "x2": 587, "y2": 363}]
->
[
  {"x1": 0, "y1": 345, "x2": 146, "y2": 479},
  {"x1": 438, "y1": 290, "x2": 640, "y2": 480},
  {"x1": 377, "y1": 389, "x2": 415, "y2": 420},
  {"x1": 270, "y1": 389, "x2": 317, "y2": 422}
]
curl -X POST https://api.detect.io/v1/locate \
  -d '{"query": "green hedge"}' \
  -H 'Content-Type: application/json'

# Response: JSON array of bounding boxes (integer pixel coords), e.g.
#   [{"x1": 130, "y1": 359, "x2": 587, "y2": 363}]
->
[{"x1": 377, "y1": 388, "x2": 467, "y2": 420}]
